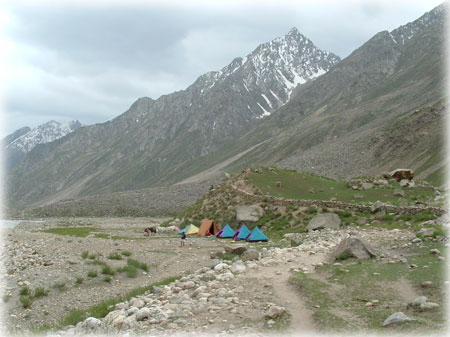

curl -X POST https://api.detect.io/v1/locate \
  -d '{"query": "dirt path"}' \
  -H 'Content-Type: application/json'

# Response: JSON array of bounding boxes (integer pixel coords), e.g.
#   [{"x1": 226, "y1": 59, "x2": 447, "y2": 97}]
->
[{"x1": 270, "y1": 268, "x2": 316, "y2": 333}]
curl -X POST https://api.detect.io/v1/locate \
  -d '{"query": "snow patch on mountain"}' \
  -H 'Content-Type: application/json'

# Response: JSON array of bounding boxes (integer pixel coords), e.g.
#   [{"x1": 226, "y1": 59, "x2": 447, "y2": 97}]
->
[
  {"x1": 6, "y1": 120, "x2": 82, "y2": 153},
  {"x1": 195, "y1": 27, "x2": 340, "y2": 120}
]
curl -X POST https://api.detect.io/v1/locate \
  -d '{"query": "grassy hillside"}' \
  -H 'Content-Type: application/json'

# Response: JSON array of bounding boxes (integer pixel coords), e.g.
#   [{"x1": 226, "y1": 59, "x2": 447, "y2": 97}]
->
[
  {"x1": 248, "y1": 169, "x2": 436, "y2": 205},
  {"x1": 174, "y1": 168, "x2": 445, "y2": 243}
]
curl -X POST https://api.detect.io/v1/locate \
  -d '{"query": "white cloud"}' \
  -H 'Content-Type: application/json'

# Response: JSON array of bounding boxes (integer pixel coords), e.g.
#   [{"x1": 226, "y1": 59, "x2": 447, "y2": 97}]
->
[{"x1": 0, "y1": 0, "x2": 444, "y2": 136}]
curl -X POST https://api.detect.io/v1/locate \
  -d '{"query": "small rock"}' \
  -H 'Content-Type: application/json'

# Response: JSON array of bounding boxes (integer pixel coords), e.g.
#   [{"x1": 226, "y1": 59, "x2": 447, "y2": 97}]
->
[
  {"x1": 382, "y1": 312, "x2": 415, "y2": 326},
  {"x1": 265, "y1": 305, "x2": 285, "y2": 319},
  {"x1": 420, "y1": 302, "x2": 439, "y2": 310},
  {"x1": 430, "y1": 249, "x2": 440, "y2": 255},
  {"x1": 411, "y1": 296, "x2": 428, "y2": 306}
]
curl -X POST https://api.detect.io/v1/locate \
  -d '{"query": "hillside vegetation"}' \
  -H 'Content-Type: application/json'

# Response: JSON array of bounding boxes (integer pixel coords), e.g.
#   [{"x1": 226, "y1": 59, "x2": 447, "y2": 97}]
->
[{"x1": 175, "y1": 168, "x2": 445, "y2": 242}]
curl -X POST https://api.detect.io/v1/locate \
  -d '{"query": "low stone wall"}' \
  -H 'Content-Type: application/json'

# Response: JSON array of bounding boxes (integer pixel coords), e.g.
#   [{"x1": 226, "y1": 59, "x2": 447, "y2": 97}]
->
[{"x1": 234, "y1": 189, "x2": 446, "y2": 216}]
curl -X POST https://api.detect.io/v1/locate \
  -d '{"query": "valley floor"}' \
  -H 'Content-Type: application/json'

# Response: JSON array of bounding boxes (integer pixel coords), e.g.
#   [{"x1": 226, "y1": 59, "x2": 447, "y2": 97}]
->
[{"x1": 1, "y1": 218, "x2": 448, "y2": 336}]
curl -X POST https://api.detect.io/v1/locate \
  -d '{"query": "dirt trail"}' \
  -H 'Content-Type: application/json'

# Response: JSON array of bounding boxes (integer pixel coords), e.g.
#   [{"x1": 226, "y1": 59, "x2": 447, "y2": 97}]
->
[{"x1": 270, "y1": 268, "x2": 316, "y2": 333}]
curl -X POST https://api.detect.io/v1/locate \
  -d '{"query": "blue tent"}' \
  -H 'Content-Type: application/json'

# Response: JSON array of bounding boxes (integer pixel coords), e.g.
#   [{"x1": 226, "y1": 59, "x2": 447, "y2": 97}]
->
[
  {"x1": 178, "y1": 227, "x2": 188, "y2": 234},
  {"x1": 245, "y1": 226, "x2": 268, "y2": 242},
  {"x1": 233, "y1": 225, "x2": 251, "y2": 241},
  {"x1": 216, "y1": 224, "x2": 235, "y2": 238}
]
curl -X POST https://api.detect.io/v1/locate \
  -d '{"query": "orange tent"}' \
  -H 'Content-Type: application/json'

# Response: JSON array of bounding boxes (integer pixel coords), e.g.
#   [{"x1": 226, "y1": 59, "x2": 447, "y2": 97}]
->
[{"x1": 197, "y1": 219, "x2": 220, "y2": 236}]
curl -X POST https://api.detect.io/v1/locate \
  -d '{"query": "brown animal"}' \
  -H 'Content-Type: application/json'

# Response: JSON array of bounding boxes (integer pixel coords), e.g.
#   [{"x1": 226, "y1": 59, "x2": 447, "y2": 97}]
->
[
  {"x1": 389, "y1": 169, "x2": 414, "y2": 182},
  {"x1": 144, "y1": 227, "x2": 157, "y2": 236}
]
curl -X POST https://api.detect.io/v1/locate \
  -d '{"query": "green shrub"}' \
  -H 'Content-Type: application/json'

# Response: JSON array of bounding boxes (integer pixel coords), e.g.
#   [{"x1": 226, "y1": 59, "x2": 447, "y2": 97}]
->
[
  {"x1": 33, "y1": 287, "x2": 48, "y2": 298},
  {"x1": 19, "y1": 286, "x2": 31, "y2": 296},
  {"x1": 117, "y1": 265, "x2": 138, "y2": 278},
  {"x1": 307, "y1": 206, "x2": 318, "y2": 214},
  {"x1": 75, "y1": 277, "x2": 84, "y2": 285},
  {"x1": 101, "y1": 265, "x2": 115, "y2": 276},
  {"x1": 121, "y1": 251, "x2": 132, "y2": 257},
  {"x1": 337, "y1": 251, "x2": 352, "y2": 261},
  {"x1": 127, "y1": 258, "x2": 148, "y2": 271},
  {"x1": 382, "y1": 214, "x2": 394, "y2": 222},
  {"x1": 87, "y1": 270, "x2": 98, "y2": 278},
  {"x1": 108, "y1": 253, "x2": 122, "y2": 260},
  {"x1": 20, "y1": 296, "x2": 32, "y2": 308},
  {"x1": 81, "y1": 251, "x2": 89, "y2": 259},
  {"x1": 103, "y1": 276, "x2": 112, "y2": 283}
]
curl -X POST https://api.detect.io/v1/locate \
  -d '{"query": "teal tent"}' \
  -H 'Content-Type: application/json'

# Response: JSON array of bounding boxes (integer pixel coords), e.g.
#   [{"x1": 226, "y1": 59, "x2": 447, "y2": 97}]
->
[
  {"x1": 245, "y1": 226, "x2": 268, "y2": 242},
  {"x1": 233, "y1": 225, "x2": 251, "y2": 241},
  {"x1": 216, "y1": 224, "x2": 235, "y2": 238}
]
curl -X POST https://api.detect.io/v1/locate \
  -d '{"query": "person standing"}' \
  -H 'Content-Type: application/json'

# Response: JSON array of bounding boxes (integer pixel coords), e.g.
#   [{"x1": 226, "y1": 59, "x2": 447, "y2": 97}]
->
[{"x1": 181, "y1": 232, "x2": 187, "y2": 246}]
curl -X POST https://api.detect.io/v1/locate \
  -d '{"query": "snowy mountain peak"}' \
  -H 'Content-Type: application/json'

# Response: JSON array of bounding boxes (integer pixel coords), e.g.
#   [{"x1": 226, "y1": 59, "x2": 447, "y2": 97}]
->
[
  {"x1": 5, "y1": 120, "x2": 82, "y2": 153},
  {"x1": 195, "y1": 28, "x2": 340, "y2": 120}
]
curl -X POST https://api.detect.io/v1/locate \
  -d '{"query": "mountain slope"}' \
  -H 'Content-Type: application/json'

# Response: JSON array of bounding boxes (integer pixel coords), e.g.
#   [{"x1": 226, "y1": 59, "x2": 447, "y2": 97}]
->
[
  {"x1": 7, "y1": 28, "x2": 339, "y2": 207},
  {"x1": 2, "y1": 121, "x2": 81, "y2": 172},
  {"x1": 168, "y1": 4, "x2": 447, "y2": 184}
]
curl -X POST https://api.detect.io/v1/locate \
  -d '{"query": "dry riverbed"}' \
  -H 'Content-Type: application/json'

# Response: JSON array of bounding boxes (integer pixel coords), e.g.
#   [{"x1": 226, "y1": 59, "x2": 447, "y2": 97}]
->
[{"x1": 1, "y1": 217, "x2": 448, "y2": 336}]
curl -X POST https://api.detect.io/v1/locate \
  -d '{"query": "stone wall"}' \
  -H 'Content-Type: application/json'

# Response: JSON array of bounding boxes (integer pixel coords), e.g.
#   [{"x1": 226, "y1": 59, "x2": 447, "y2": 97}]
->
[{"x1": 234, "y1": 188, "x2": 446, "y2": 216}]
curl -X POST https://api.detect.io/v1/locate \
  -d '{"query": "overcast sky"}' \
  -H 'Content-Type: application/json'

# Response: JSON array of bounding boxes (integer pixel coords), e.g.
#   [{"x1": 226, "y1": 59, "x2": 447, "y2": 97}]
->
[{"x1": 0, "y1": 0, "x2": 444, "y2": 137}]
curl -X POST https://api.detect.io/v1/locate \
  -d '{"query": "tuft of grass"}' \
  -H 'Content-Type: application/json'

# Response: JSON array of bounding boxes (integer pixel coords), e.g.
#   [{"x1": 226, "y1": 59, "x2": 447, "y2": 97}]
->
[
  {"x1": 117, "y1": 265, "x2": 137, "y2": 278},
  {"x1": 108, "y1": 253, "x2": 122, "y2": 260},
  {"x1": 87, "y1": 270, "x2": 98, "y2": 278},
  {"x1": 337, "y1": 251, "x2": 352, "y2": 261},
  {"x1": 121, "y1": 251, "x2": 132, "y2": 257},
  {"x1": 101, "y1": 265, "x2": 116, "y2": 276},
  {"x1": 33, "y1": 287, "x2": 48, "y2": 298},
  {"x1": 127, "y1": 258, "x2": 148, "y2": 272},
  {"x1": 20, "y1": 296, "x2": 32, "y2": 308},
  {"x1": 75, "y1": 277, "x2": 84, "y2": 285},
  {"x1": 81, "y1": 251, "x2": 89, "y2": 259},
  {"x1": 19, "y1": 286, "x2": 31, "y2": 296},
  {"x1": 103, "y1": 276, "x2": 112, "y2": 283}
]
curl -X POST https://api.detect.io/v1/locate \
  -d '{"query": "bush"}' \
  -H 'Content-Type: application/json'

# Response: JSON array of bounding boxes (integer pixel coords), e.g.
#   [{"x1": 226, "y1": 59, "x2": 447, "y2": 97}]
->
[
  {"x1": 87, "y1": 270, "x2": 98, "y2": 278},
  {"x1": 20, "y1": 296, "x2": 32, "y2": 308},
  {"x1": 108, "y1": 253, "x2": 122, "y2": 260},
  {"x1": 19, "y1": 287, "x2": 31, "y2": 296},
  {"x1": 103, "y1": 276, "x2": 112, "y2": 283},
  {"x1": 81, "y1": 251, "x2": 89, "y2": 259},
  {"x1": 307, "y1": 206, "x2": 318, "y2": 214},
  {"x1": 337, "y1": 251, "x2": 352, "y2": 261},
  {"x1": 127, "y1": 258, "x2": 148, "y2": 271},
  {"x1": 101, "y1": 265, "x2": 115, "y2": 276},
  {"x1": 33, "y1": 287, "x2": 48, "y2": 298},
  {"x1": 76, "y1": 277, "x2": 84, "y2": 285},
  {"x1": 121, "y1": 251, "x2": 132, "y2": 257}
]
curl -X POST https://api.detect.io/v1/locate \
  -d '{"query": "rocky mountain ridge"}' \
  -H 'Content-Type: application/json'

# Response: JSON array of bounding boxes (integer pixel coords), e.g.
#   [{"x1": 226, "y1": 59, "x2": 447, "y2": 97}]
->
[
  {"x1": 6, "y1": 28, "x2": 340, "y2": 207},
  {"x1": 3, "y1": 120, "x2": 82, "y2": 172}
]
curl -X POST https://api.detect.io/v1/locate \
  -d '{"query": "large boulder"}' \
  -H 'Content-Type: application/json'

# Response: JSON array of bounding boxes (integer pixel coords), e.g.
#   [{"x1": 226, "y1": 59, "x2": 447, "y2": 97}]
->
[
  {"x1": 329, "y1": 236, "x2": 377, "y2": 262},
  {"x1": 242, "y1": 249, "x2": 260, "y2": 261},
  {"x1": 235, "y1": 205, "x2": 264, "y2": 222},
  {"x1": 389, "y1": 169, "x2": 414, "y2": 182},
  {"x1": 370, "y1": 200, "x2": 384, "y2": 213},
  {"x1": 224, "y1": 245, "x2": 248, "y2": 255},
  {"x1": 307, "y1": 213, "x2": 341, "y2": 231}
]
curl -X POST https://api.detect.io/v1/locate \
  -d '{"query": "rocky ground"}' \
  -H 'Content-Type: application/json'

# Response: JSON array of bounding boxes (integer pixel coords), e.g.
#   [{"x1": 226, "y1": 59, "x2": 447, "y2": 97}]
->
[{"x1": 2, "y1": 217, "x2": 445, "y2": 336}]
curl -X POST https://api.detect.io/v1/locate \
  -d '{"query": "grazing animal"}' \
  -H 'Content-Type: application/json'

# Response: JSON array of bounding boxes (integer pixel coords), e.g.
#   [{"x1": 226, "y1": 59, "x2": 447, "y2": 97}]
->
[{"x1": 144, "y1": 227, "x2": 157, "y2": 236}]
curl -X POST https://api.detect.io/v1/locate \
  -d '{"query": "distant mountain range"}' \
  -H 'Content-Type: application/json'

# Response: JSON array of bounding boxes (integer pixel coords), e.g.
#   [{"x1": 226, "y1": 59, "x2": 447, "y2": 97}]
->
[
  {"x1": 3, "y1": 120, "x2": 81, "y2": 172},
  {"x1": 6, "y1": 4, "x2": 446, "y2": 209}
]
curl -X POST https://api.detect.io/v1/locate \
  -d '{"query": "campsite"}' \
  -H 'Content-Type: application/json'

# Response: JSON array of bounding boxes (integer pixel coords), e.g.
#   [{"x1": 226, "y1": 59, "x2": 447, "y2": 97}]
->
[{"x1": 3, "y1": 168, "x2": 448, "y2": 335}]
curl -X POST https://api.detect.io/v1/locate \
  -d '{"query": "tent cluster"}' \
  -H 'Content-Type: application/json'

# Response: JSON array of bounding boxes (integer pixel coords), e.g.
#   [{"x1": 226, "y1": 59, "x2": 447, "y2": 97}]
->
[{"x1": 178, "y1": 220, "x2": 268, "y2": 242}]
